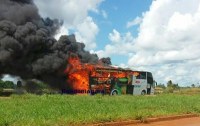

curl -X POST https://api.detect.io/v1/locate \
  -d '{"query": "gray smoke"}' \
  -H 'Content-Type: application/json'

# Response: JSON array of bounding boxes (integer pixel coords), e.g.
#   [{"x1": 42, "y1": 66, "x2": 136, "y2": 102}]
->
[{"x1": 0, "y1": 0, "x2": 110, "y2": 89}]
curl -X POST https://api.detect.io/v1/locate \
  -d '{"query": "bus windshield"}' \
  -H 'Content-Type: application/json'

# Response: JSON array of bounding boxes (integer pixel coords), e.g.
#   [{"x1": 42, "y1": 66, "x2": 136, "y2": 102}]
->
[{"x1": 134, "y1": 72, "x2": 146, "y2": 79}]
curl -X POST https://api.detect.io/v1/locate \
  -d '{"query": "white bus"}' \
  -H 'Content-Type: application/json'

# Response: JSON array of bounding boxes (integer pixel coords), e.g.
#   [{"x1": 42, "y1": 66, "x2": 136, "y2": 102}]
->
[{"x1": 126, "y1": 71, "x2": 156, "y2": 95}]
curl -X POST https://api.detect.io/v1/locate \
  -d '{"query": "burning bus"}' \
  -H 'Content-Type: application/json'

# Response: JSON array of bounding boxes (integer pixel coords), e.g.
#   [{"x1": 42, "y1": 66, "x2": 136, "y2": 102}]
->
[{"x1": 64, "y1": 56, "x2": 156, "y2": 95}]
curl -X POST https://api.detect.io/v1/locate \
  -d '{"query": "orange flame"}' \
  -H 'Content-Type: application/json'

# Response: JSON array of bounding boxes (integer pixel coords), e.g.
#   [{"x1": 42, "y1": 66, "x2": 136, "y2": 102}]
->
[{"x1": 65, "y1": 56, "x2": 92, "y2": 90}]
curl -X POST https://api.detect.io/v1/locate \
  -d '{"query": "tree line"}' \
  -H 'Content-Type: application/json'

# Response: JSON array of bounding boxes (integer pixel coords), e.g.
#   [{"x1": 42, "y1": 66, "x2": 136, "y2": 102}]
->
[{"x1": 0, "y1": 80, "x2": 15, "y2": 89}]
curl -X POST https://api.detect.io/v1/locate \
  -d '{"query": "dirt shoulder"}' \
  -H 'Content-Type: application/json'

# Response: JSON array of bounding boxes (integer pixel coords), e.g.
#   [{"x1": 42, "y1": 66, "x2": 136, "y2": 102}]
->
[
  {"x1": 130, "y1": 116, "x2": 200, "y2": 126},
  {"x1": 91, "y1": 114, "x2": 199, "y2": 126}
]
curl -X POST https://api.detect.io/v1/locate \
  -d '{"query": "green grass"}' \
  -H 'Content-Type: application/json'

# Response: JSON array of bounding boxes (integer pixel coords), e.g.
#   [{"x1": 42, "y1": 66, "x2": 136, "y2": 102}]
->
[{"x1": 1, "y1": 94, "x2": 200, "y2": 126}]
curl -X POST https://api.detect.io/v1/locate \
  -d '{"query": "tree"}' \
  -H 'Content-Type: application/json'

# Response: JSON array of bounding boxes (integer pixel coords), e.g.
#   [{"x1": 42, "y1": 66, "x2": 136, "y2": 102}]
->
[
  {"x1": 0, "y1": 80, "x2": 14, "y2": 89},
  {"x1": 0, "y1": 80, "x2": 4, "y2": 90},
  {"x1": 4, "y1": 81, "x2": 14, "y2": 88},
  {"x1": 191, "y1": 84, "x2": 195, "y2": 88},
  {"x1": 166, "y1": 80, "x2": 180, "y2": 93},
  {"x1": 167, "y1": 80, "x2": 173, "y2": 87}
]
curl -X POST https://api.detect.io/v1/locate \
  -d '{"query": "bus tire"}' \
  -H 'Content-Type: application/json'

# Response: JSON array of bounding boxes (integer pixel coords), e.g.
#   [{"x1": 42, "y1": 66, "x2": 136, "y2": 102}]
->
[
  {"x1": 141, "y1": 90, "x2": 146, "y2": 95},
  {"x1": 111, "y1": 90, "x2": 118, "y2": 95}
]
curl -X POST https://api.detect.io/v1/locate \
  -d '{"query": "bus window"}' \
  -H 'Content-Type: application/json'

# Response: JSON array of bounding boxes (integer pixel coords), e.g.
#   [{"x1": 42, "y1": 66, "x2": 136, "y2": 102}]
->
[
  {"x1": 147, "y1": 72, "x2": 153, "y2": 84},
  {"x1": 136, "y1": 72, "x2": 146, "y2": 79}
]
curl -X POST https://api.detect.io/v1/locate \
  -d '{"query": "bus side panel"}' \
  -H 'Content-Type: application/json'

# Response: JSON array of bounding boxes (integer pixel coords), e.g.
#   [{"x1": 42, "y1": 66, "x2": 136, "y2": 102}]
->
[{"x1": 133, "y1": 79, "x2": 147, "y2": 95}]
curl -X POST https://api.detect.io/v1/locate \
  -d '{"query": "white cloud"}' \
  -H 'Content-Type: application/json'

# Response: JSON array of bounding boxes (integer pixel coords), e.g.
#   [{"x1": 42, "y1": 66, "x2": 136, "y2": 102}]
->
[
  {"x1": 75, "y1": 17, "x2": 99, "y2": 49},
  {"x1": 34, "y1": 0, "x2": 103, "y2": 49},
  {"x1": 96, "y1": 29, "x2": 135, "y2": 58},
  {"x1": 34, "y1": 0, "x2": 103, "y2": 27},
  {"x1": 101, "y1": 10, "x2": 108, "y2": 19},
  {"x1": 126, "y1": 16, "x2": 142, "y2": 28},
  {"x1": 54, "y1": 26, "x2": 69, "y2": 40},
  {"x1": 108, "y1": 29, "x2": 121, "y2": 43},
  {"x1": 127, "y1": 0, "x2": 200, "y2": 85},
  {"x1": 119, "y1": 63, "x2": 128, "y2": 69}
]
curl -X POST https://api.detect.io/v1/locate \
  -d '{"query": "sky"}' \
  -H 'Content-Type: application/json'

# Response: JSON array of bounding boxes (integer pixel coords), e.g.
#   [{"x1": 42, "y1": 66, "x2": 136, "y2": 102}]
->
[{"x1": 4, "y1": 0, "x2": 200, "y2": 86}]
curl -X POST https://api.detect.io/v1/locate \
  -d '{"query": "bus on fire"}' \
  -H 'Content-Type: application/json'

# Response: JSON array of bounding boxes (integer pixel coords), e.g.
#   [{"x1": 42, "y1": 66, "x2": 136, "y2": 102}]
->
[{"x1": 89, "y1": 67, "x2": 156, "y2": 95}]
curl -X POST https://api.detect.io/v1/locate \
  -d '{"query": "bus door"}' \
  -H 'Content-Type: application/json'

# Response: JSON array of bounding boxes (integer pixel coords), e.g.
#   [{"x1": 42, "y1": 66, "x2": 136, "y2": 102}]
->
[
  {"x1": 147, "y1": 72, "x2": 154, "y2": 95},
  {"x1": 132, "y1": 72, "x2": 147, "y2": 95},
  {"x1": 126, "y1": 75, "x2": 134, "y2": 95}
]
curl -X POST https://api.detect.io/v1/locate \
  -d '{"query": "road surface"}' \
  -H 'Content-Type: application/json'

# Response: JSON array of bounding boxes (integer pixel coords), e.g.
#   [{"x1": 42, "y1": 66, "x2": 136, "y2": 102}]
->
[{"x1": 129, "y1": 117, "x2": 200, "y2": 126}]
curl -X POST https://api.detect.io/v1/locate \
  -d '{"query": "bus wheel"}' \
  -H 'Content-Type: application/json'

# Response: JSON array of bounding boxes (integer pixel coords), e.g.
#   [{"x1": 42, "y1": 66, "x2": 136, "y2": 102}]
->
[
  {"x1": 141, "y1": 90, "x2": 146, "y2": 95},
  {"x1": 111, "y1": 90, "x2": 118, "y2": 95}
]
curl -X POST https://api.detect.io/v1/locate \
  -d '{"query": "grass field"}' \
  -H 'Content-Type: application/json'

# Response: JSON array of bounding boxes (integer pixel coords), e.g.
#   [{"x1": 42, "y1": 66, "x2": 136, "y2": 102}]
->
[{"x1": 1, "y1": 94, "x2": 200, "y2": 126}]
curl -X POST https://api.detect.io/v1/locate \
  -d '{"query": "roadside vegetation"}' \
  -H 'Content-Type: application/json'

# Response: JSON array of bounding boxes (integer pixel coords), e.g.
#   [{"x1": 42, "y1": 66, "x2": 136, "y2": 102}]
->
[
  {"x1": 155, "y1": 80, "x2": 200, "y2": 94},
  {"x1": 0, "y1": 80, "x2": 15, "y2": 96},
  {"x1": 0, "y1": 79, "x2": 53, "y2": 96},
  {"x1": 1, "y1": 94, "x2": 200, "y2": 126}
]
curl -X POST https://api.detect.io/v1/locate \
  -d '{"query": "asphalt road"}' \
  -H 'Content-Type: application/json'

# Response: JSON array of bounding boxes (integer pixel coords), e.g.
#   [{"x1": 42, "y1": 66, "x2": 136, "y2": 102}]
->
[{"x1": 129, "y1": 117, "x2": 200, "y2": 126}]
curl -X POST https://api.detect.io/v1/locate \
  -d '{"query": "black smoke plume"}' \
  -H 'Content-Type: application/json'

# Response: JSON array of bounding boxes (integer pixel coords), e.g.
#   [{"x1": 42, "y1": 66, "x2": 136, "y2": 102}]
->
[
  {"x1": 99, "y1": 57, "x2": 112, "y2": 65},
  {"x1": 0, "y1": 0, "x2": 111, "y2": 89}
]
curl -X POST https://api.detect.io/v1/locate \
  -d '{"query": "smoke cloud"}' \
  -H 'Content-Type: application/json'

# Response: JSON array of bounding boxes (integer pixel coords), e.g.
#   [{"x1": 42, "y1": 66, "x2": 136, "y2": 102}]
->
[{"x1": 0, "y1": 0, "x2": 111, "y2": 89}]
